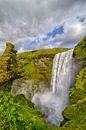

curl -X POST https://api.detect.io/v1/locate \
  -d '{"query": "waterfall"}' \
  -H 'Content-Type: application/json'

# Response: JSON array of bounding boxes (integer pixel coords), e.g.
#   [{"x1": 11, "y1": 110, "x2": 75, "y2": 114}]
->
[
  {"x1": 51, "y1": 49, "x2": 73, "y2": 108},
  {"x1": 32, "y1": 49, "x2": 81, "y2": 126}
]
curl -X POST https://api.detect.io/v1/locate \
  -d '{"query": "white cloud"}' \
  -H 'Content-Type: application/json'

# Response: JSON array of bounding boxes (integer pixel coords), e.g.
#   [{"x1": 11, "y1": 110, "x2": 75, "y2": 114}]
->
[
  {"x1": 0, "y1": 0, "x2": 86, "y2": 53},
  {"x1": 54, "y1": 17, "x2": 86, "y2": 47}
]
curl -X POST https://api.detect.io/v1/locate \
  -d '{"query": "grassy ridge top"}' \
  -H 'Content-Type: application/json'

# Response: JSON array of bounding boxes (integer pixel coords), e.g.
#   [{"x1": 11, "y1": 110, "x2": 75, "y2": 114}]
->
[
  {"x1": 17, "y1": 48, "x2": 69, "y2": 59},
  {"x1": 17, "y1": 48, "x2": 69, "y2": 82}
]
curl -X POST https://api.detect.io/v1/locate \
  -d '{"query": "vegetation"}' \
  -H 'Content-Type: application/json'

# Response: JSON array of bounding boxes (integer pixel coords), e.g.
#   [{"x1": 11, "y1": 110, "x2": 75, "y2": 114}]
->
[
  {"x1": 17, "y1": 48, "x2": 69, "y2": 83},
  {"x1": 60, "y1": 98, "x2": 86, "y2": 130},
  {"x1": 0, "y1": 91, "x2": 49, "y2": 130},
  {"x1": 0, "y1": 42, "x2": 17, "y2": 87},
  {"x1": 73, "y1": 36, "x2": 86, "y2": 65},
  {"x1": 0, "y1": 36, "x2": 86, "y2": 129},
  {"x1": 60, "y1": 69, "x2": 86, "y2": 130},
  {"x1": 0, "y1": 44, "x2": 68, "y2": 130},
  {"x1": 59, "y1": 36, "x2": 86, "y2": 130}
]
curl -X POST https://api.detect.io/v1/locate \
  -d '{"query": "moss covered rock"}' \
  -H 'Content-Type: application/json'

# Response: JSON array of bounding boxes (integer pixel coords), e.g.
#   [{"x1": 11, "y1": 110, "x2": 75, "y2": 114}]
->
[
  {"x1": 60, "y1": 37, "x2": 86, "y2": 130},
  {"x1": 61, "y1": 98, "x2": 86, "y2": 130},
  {"x1": 0, "y1": 42, "x2": 17, "y2": 86},
  {"x1": 73, "y1": 36, "x2": 86, "y2": 65}
]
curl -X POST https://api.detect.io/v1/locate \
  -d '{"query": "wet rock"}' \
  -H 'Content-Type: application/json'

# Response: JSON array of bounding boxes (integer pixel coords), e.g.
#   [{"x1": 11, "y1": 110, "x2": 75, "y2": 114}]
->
[{"x1": 11, "y1": 78, "x2": 49, "y2": 100}]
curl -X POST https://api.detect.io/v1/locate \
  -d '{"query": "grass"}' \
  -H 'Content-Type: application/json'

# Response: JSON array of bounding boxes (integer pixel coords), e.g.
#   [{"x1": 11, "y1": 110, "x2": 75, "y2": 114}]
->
[{"x1": 0, "y1": 36, "x2": 86, "y2": 129}]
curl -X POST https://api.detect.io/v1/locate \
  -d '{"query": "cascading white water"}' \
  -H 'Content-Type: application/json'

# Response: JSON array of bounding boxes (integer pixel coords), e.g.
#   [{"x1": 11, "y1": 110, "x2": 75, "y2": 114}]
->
[
  {"x1": 51, "y1": 49, "x2": 73, "y2": 108},
  {"x1": 32, "y1": 49, "x2": 81, "y2": 126}
]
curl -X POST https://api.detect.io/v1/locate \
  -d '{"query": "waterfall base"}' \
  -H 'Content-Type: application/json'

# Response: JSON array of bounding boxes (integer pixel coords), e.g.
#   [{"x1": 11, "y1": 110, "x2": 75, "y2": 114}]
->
[{"x1": 32, "y1": 91, "x2": 64, "y2": 126}]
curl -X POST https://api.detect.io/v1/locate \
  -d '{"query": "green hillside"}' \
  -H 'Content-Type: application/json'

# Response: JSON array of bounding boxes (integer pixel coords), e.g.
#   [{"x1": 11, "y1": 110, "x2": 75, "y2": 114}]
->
[
  {"x1": 0, "y1": 37, "x2": 86, "y2": 130},
  {"x1": 60, "y1": 37, "x2": 86, "y2": 130},
  {"x1": 17, "y1": 48, "x2": 69, "y2": 82}
]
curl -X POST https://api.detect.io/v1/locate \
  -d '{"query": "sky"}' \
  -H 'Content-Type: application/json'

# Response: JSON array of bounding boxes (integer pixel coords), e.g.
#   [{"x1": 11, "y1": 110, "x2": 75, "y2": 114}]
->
[{"x1": 0, "y1": 0, "x2": 86, "y2": 53}]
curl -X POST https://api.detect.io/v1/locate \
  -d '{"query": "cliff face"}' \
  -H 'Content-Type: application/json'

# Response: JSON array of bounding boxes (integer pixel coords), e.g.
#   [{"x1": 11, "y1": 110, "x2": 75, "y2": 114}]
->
[
  {"x1": 0, "y1": 43, "x2": 68, "y2": 94},
  {"x1": 0, "y1": 43, "x2": 17, "y2": 86},
  {"x1": 11, "y1": 48, "x2": 69, "y2": 98},
  {"x1": 61, "y1": 37, "x2": 86, "y2": 130}
]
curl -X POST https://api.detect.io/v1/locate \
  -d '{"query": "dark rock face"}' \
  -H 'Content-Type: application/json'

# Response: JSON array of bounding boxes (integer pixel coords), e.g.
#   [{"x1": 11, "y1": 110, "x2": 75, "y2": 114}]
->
[{"x1": 0, "y1": 42, "x2": 17, "y2": 85}]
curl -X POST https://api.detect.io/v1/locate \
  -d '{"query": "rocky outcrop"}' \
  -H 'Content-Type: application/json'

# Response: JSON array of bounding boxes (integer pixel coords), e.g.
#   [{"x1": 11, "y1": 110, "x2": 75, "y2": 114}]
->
[
  {"x1": 0, "y1": 42, "x2": 17, "y2": 85},
  {"x1": 73, "y1": 36, "x2": 86, "y2": 65},
  {"x1": 35, "y1": 60, "x2": 46, "y2": 67},
  {"x1": 11, "y1": 79, "x2": 49, "y2": 99}
]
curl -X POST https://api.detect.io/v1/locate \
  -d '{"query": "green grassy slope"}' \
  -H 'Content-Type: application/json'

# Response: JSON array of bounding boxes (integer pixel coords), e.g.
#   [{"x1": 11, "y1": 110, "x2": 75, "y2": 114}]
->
[
  {"x1": 59, "y1": 37, "x2": 86, "y2": 130},
  {"x1": 17, "y1": 48, "x2": 69, "y2": 83},
  {"x1": 0, "y1": 91, "x2": 49, "y2": 130},
  {"x1": 73, "y1": 36, "x2": 86, "y2": 64},
  {"x1": 0, "y1": 44, "x2": 69, "y2": 130},
  {"x1": 0, "y1": 36, "x2": 86, "y2": 130}
]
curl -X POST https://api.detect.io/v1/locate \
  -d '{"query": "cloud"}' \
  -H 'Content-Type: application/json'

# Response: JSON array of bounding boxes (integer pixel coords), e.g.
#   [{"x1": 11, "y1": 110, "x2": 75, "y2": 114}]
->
[
  {"x1": 0, "y1": 0, "x2": 86, "y2": 53},
  {"x1": 54, "y1": 19, "x2": 86, "y2": 47}
]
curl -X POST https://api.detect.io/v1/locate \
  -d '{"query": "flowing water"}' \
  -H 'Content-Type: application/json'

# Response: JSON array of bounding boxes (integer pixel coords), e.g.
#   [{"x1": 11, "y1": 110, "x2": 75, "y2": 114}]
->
[{"x1": 32, "y1": 49, "x2": 81, "y2": 126}]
